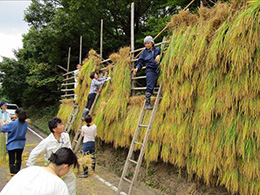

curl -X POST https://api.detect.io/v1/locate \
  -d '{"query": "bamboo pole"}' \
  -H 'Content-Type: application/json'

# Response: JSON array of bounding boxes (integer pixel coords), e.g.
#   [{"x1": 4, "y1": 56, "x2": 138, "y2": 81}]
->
[
  {"x1": 79, "y1": 36, "x2": 82, "y2": 65},
  {"x1": 131, "y1": 2, "x2": 135, "y2": 96},
  {"x1": 100, "y1": 58, "x2": 112, "y2": 64},
  {"x1": 134, "y1": 0, "x2": 196, "y2": 59},
  {"x1": 67, "y1": 47, "x2": 71, "y2": 72},
  {"x1": 63, "y1": 76, "x2": 74, "y2": 81},
  {"x1": 66, "y1": 47, "x2": 71, "y2": 97},
  {"x1": 130, "y1": 40, "x2": 169, "y2": 54},
  {"x1": 100, "y1": 19, "x2": 103, "y2": 60},
  {"x1": 0, "y1": 134, "x2": 6, "y2": 161},
  {"x1": 63, "y1": 70, "x2": 75, "y2": 76},
  {"x1": 184, "y1": 0, "x2": 197, "y2": 11},
  {"x1": 131, "y1": 3, "x2": 134, "y2": 53},
  {"x1": 57, "y1": 65, "x2": 67, "y2": 72}
]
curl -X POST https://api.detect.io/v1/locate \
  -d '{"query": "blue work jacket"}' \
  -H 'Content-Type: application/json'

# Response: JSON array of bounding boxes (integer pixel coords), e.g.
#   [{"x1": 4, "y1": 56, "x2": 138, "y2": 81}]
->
[
  {"x1": 1, "y1": 119, "x2": 28, "y2": 151},
  {"x1": 136, "y1": 47, "x2": 161, "y2": 70}
]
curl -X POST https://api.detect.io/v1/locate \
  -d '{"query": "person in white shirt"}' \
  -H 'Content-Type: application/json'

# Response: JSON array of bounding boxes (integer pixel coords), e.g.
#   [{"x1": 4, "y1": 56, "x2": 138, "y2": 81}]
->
[
  {"x1": 26, "y1": 117, "x2": 77, "y2": 195},
  {"x1": 79, "y1": 114, "x2": 97, "y2": 178},
  {"x1": 0, "y1": 102, "x2": 11, "y2": 159},
  {"x1": 0, "y1": 102, "x2": 11, "y2": 125},
  {"x1": 74, "y1": 64, "x2": 82, "y2": 101},
  {"x1": 1, "y1": 147, "x2": 78, "y2": 195}
]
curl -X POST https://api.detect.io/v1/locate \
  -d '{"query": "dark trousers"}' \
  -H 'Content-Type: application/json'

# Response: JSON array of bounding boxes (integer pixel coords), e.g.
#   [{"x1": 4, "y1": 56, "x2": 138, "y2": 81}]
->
[
  {"x1": 82, "y1": 141, "x2": 96, "y2": 173},
  {"x1": 146, "y1": 69, "x2": 159, "y2": 94},
  {"x1": 85, "y1": 93, "x2": 97, "y2": 110},
  {"x1": 8, "y1": 149, "x2": 23, "y2": 174}
]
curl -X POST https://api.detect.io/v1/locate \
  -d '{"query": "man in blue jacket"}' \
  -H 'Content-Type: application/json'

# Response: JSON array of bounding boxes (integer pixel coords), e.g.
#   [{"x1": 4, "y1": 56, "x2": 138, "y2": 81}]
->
[{"x1": 133, "y1": 36, "x2": 161, "y2": 110}]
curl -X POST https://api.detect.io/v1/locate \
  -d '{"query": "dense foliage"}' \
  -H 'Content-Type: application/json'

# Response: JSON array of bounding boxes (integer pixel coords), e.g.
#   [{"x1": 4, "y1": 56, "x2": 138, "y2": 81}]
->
[{"x1": 0, "y1": 0, "x2": 198, "y2": 108}]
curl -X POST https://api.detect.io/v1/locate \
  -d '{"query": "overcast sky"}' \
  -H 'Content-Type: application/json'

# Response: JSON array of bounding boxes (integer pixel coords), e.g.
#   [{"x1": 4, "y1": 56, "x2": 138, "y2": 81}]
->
[{"x1": 0, "y1": 0, "x2": 31, "y2": 62}]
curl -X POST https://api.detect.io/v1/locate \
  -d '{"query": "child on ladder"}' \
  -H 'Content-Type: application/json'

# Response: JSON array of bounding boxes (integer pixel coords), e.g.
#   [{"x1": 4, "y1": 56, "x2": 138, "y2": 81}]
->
[
  {"x1": 79, "y1": 114, "x2": 97, "y2": 178},
  {"x1": 82, "y1": 71, "x2": 110, "y2": 119},
  {"x1": 133, "y1": 36, "x2": 161, "y2": 110}
]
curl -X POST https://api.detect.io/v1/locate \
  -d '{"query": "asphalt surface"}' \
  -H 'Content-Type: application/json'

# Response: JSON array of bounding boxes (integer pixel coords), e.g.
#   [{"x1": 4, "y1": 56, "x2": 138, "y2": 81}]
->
[{"x1": 0, "y1": 127, "x2": 161, "y2": 195}]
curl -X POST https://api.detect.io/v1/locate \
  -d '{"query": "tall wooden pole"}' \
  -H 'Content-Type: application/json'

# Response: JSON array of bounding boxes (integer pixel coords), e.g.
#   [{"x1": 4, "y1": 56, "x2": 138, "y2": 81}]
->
[
  {"x1": 131, "y1": 3, "x2": 134, "y2": 53},
  {"x1": 100, "y1": 19, "x2": 103, "y2": 60},
  {"x1": 66, "y1": 47, "x2": 71, "y2": 97},
  {"x1": 79, "y1": 36, "x2": 82, "y2": 65},
  {"x1": 131, "y1": 2, "x2": 135, "y2": 96}
]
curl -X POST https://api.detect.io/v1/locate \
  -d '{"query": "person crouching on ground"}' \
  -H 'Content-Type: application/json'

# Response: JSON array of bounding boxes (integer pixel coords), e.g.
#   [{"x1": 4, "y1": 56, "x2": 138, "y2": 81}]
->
[
  {"x1": 133, "y1": 36, "x2": 161, "y2": 110},
  {"x1": 82, "y1": 71, "x2": 110, "y2": 119},
  {"x1": 79, "y1": 114, "x2": 97, "y2": 178},
  {"x1": 1, "y1": 147, "x2": 78, "y2": 195},
  {"x1": 0, "y1": 108, "x2": 28, "y2": 175}
]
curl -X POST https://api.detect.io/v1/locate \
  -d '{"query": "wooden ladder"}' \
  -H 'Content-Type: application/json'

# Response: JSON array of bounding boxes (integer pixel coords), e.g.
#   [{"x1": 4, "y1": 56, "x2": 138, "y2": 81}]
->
[
  {"x1": 64, "y1": 103, "x2": 79, "y2": 133},
  {"x1": 117, "y1": 84, "x2": 162, "y2": 195},
  {"x1": 72, "y1": 72, "x2": 108, "y2": 153}
]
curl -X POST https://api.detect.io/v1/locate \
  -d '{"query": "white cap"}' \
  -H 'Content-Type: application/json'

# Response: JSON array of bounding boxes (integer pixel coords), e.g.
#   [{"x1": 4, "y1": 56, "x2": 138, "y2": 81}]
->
[{"x1": 144, "y1": 36, "x2": 154, "y2": 44}]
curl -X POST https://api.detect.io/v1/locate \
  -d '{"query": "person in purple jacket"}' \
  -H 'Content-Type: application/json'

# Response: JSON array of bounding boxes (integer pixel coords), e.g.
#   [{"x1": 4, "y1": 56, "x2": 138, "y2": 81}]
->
[
  {"x1": 133, "y1": 36, "x2": 161, "y2": 110},
  {"x1": 0, "y1": 108, "x2": 28, "y2": 175}
]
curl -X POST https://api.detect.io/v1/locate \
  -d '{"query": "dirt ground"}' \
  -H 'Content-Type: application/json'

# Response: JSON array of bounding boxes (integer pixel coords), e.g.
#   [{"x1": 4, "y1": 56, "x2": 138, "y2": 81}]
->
[
  {"x1": 0, "y1": 129, "x2": 230, "y2": 195},
  {"x1": 0, "y1": 129, "x2": 162, "y2": 195},
  {"x1": 95, "y1": 142, "x2": 230, "y2": 195}
]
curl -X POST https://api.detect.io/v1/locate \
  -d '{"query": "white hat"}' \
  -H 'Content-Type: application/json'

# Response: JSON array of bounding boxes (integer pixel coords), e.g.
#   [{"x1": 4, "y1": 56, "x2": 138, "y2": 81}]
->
[{"x1": 144, "y1": 36, "x2": 154, "y2": 44}]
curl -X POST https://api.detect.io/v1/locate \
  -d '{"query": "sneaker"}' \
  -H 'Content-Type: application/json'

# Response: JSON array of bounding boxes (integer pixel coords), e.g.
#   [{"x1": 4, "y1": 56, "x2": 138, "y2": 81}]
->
[
  {"x1": 78, "y1": 173, "x2": 88, "y2": 178},
  {"x1": 145, "y1": 103, "x2": 153, "y2": 110},
  {"x1": 81, "y1": 108, "x2": 89, "y2": 119}
]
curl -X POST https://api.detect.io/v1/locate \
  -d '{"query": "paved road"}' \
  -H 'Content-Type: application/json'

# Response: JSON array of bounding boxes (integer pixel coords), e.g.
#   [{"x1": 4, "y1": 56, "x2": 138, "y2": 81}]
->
[
  {"x1": 0, "y1": 129, "x2": 43, "y2": 191},
  {"x1": 0, "y1": 128, "x2": 161, "y2": 195}
]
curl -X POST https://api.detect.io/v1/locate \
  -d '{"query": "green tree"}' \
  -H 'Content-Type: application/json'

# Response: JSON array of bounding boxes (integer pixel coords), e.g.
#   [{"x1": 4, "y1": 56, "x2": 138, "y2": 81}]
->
[
  {"x1": 0, "y1": 57, "x2": 28, "y2": 106},
  {"x1": 2, "y1": 0, "x2": 199, "y2": 109}
]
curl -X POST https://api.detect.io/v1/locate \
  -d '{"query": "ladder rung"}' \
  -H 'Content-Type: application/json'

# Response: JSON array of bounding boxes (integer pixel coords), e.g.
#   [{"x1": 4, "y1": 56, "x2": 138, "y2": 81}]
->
[
  {"x1": 138, "y1": 124, "x2": 148, "y2": 128},
  {"x1": 129, "y1": 159, "x2": 137, "y2": 164},
  {"x1": 61, "y1": 82, "x2": 74, "y2": 86},
  {"x1": 134, "y1": 141, "x2": 143, "y2": 146},
  {"x1": 123, "y1": 177, "x2": 132, "y2": 184},
  {"x1": 132, "y1": 76, "x2": 146, "y2": 80},
  {"x1": 61, "y1": 89, "x2": 75, "y2": 92},
  {"x1": 63, "y1": 76, "x2": 74, "y2": 81},
  {"x1": 131, "y1": 87, "x2": 146, "y2": 90}
]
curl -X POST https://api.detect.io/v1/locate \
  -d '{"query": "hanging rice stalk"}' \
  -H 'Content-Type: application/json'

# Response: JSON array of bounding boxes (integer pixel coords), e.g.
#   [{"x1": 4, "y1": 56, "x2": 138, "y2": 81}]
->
[{"x1": 56, "y1": 1, "x2": 260, "y2": 194}]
